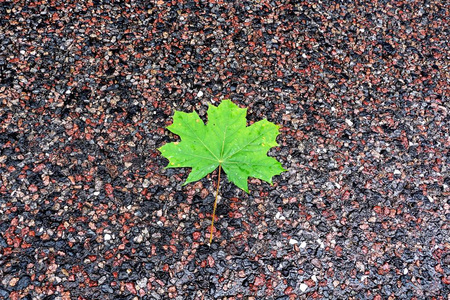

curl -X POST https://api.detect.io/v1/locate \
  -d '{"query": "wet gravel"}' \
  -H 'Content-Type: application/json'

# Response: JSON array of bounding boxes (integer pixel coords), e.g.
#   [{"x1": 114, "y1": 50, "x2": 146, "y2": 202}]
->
[{"x1": 1, "y1": 0, "x2": 449, "y2": 299}]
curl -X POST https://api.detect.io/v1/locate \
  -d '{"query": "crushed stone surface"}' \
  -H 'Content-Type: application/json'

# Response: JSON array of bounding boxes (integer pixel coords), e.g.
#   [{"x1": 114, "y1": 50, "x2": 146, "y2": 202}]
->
[{"x1": 1, "y1": 0, "x2": 449, "y2": 299}]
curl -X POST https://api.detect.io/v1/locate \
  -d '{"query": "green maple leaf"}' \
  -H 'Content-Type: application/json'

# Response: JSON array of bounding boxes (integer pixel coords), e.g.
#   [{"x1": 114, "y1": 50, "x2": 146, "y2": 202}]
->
[{"x1": 158, "y1": 100, "x2": 286, "y2": 193}]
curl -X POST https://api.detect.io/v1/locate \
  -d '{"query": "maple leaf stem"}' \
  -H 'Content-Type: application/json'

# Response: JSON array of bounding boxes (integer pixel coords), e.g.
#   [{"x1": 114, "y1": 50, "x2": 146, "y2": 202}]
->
[{"x1": 209, "y1": 164, "x2": 221, "y2": 245}]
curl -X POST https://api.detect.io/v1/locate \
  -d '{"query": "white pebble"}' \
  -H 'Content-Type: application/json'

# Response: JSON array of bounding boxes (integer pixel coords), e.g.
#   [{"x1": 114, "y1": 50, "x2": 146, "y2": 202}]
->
[
  {"x1": 275, "y1": 212, "x2": 285, "y2": 220},
  {"x1": 300, "y1": 283, "x2": 308, "y2": 292},
  {"x1": 289, "y1": 238, "x2": 298, "y2": 245}
]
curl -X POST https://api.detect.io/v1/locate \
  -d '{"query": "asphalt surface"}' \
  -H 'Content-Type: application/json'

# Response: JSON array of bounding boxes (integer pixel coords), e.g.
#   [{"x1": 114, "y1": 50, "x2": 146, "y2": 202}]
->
[{"x1": 0, "y1": 0, "x2": 449, "y2": 299}]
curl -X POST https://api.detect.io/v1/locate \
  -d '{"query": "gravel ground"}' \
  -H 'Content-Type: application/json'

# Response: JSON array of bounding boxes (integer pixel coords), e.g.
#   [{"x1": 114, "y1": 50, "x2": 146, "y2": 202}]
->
[{"x1": 1, "y1": 0, "x2": 449, "y2": 299}]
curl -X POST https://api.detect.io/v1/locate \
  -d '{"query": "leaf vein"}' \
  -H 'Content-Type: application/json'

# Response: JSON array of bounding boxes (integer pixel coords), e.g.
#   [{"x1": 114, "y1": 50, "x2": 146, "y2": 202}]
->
[
  {"x1": 184, "y1": 119, "x2": 220, "y2": 161},
  {"x1": 223, "y1": 130, "x2": 267, "y2": 161}
]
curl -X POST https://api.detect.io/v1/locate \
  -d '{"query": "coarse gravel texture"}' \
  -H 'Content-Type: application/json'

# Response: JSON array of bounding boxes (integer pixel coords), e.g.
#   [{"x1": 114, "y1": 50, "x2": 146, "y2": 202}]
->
[{"x1": 1, "y1": 0, "x2": 449, "y2": 299}]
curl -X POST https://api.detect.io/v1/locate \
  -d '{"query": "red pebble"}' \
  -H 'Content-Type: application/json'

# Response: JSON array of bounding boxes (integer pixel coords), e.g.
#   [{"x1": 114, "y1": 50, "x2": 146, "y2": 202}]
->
[
  {"x1": 126, "y1": 282, "x2": 137, "y2": 294},
  {"x1": 284, "y1": 286, "x2": 293, "y2": 294}
]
